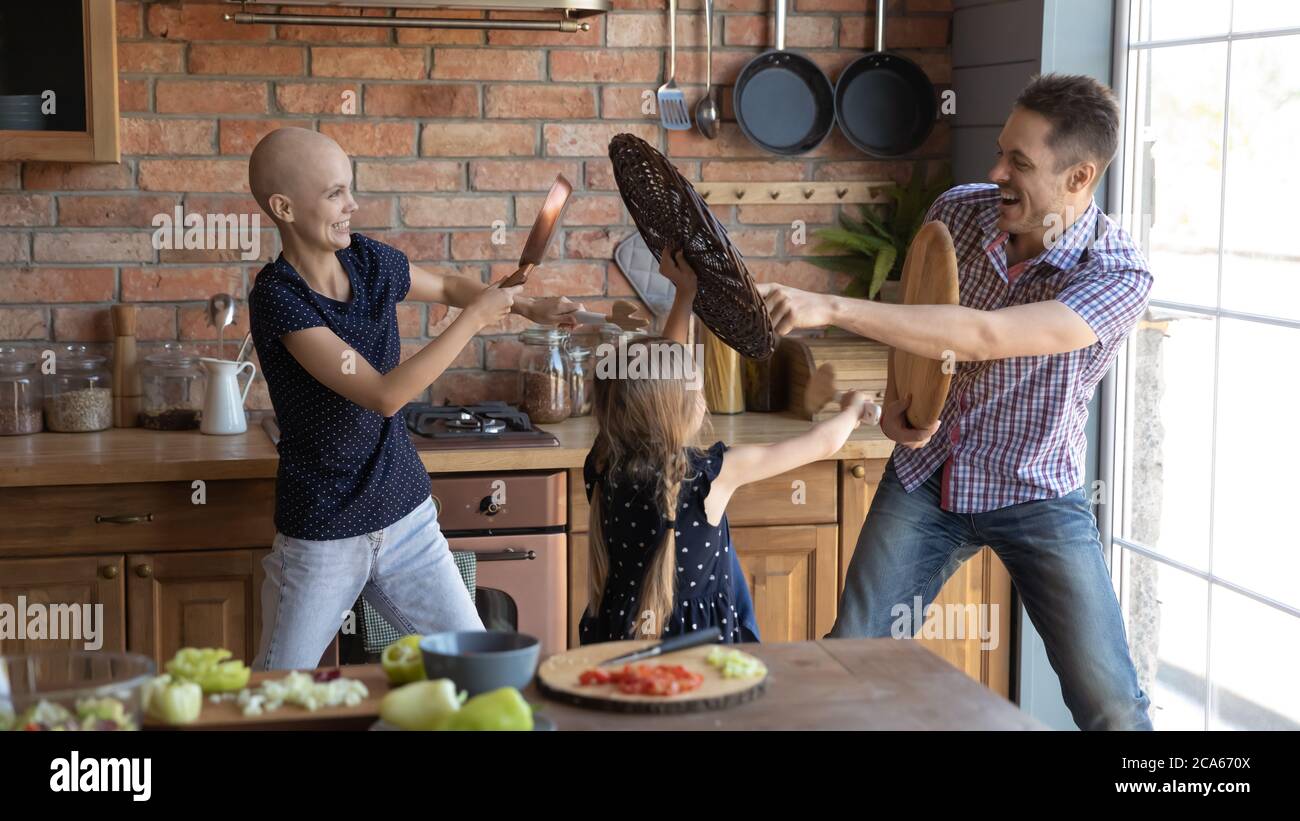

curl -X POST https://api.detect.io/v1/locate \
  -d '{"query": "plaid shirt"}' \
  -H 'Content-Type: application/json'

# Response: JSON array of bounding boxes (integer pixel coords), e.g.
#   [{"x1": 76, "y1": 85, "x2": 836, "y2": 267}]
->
[{"x1": 892, "y1": 184, "x2": 1152, "y2": 513}]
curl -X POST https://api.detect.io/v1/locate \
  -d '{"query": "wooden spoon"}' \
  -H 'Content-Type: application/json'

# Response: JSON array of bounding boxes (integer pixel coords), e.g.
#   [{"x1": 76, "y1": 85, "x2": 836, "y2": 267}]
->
[{"x1": 573, "y1": 300, "x2": 651, "y2": 331}]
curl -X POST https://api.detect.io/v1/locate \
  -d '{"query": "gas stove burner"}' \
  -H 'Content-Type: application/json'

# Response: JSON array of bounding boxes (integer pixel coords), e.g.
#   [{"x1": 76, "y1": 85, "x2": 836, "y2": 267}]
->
[
  {"x1": 401, "y1": 401, "x2": 559, "y2": 450},
  {"x1": 445, "y1": 411, "x2": 507, "y2": 434}
]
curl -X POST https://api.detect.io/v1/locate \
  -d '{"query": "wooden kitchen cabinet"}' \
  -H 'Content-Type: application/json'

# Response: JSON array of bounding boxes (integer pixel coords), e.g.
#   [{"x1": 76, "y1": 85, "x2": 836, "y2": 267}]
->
[
  {"x1": 0, "y1": 554, "x2": 126, "y2": 654},
  {"x1": 126, "y1": 549, "x2": 269, "y2": 668},
  {"x1": 733, "y1": 524, "x2": 838, "y2": 642},
  {"x1": 839, "y1": 459, "x2": 1013, "y2": 697},
  {"x1": 0, "y1": 0, "x2": 120, "y2": 162},
  {"x1": 0, "y1": 479, "x2": 275, "y2": 557},
  {"x1": 0, "y1": 474, "x2": 277, "y2": 665},
  {"x1": 566, "y1": 531, "x2": 590, "y2": 649}
]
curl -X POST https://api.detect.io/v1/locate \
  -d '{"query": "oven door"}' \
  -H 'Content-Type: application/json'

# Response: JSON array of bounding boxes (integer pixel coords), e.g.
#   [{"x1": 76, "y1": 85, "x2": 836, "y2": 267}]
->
[{"x1": 450, "y1": 532, "x2": 566, "y2": 658}]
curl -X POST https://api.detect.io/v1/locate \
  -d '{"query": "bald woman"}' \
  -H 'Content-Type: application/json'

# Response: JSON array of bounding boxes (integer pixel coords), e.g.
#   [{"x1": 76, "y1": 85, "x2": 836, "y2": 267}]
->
[{"x1": 246, "y1": 127, "x2": 580, "y2": 669}]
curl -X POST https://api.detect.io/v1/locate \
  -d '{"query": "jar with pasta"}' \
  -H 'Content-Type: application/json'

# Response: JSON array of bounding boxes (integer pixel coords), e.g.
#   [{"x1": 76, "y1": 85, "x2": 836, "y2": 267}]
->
[
  {"x1": 0, "y1": 347, "x2": 42, "y2": 435},
  {"x1": 567, "y1": 346, "x2": 593, "y2": 417}
]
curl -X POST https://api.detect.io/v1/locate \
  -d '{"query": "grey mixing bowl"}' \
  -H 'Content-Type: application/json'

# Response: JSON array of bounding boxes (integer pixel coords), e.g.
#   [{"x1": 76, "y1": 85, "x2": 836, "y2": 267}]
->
[{"x1": 419, "y1": 631, "x2": 540, "y2": 697}]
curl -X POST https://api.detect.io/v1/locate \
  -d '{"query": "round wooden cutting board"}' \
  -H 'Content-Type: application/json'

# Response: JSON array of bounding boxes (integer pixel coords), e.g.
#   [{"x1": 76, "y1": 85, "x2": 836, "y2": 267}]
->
[
  {"x1": 890, "y1": 220, "x2": 960, "y2": 429},
  {"x1": 536, "y1": 641, "x2": 767, "y2": 713}
]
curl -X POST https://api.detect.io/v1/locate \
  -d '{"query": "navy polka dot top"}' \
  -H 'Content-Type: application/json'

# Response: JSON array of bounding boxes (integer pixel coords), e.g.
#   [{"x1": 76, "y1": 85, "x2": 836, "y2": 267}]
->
[
  {"x1": 249, "y1": 233, "x2": 430, "y2": 540},
  {"x1": 579, "y1": 442, "x2": 744, "y2": 645}
]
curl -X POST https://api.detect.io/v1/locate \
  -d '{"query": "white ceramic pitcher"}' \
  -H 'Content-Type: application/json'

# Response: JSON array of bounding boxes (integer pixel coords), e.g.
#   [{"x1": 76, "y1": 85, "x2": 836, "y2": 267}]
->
[{"x1": 199, "y1": 357, "x2": 256, "y2": 435}]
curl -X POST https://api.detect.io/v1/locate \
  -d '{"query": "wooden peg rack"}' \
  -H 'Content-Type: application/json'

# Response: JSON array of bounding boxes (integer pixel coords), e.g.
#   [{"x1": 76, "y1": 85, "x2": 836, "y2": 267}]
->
[{"x1": 693, "y1": 181, "x2": 894, "y2": 205}]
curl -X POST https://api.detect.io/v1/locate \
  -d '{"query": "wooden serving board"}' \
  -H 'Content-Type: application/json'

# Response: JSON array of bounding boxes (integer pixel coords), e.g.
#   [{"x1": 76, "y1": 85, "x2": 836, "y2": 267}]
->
[
  {"x1": 143, "y1": 665, "x2": 391, "y2": 731},
  {"x1": 890, "y1": 221, "x2": 960, "y2": 429},
  {"x1": 535, "y1": 641, "x2": 767, "y2": 713}
]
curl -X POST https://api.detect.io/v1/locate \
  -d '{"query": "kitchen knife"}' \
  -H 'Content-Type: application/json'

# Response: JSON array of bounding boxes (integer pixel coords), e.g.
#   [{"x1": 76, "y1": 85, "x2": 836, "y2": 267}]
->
[{"x1": 597, "y1": 626, "x2": 724, "y2": 666}]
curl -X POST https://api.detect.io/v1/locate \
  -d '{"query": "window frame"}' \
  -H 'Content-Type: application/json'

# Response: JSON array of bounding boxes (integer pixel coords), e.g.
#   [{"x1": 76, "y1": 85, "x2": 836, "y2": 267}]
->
[{"x1": 1106, "y1": 0, "x2": 1300, "y2": 731}]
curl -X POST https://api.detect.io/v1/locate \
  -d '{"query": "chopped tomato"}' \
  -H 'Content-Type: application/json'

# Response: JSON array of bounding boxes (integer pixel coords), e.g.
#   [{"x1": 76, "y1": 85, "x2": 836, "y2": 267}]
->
[
  {"x1": 578, "y1": 668, "x2": 612, "y2": 685},
  {"x1": 578, "y1": 663, "x2": 704, "y2": 696}
]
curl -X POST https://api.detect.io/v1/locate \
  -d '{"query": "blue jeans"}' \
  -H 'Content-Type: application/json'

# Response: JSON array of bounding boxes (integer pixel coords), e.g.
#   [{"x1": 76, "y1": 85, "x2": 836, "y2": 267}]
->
[
  {"x1": 830, "y1": 457, "x2": 1152, "y2": 731},
  {"x1": 253, "y1": 496, "x2": 483, "y2": 671}
]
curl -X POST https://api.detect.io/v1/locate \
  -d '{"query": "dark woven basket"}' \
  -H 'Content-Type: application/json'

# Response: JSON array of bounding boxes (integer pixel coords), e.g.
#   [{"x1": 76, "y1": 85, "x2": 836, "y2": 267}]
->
[{"x1": 608, "y1": 134, "x2": 777, "y2": 360}]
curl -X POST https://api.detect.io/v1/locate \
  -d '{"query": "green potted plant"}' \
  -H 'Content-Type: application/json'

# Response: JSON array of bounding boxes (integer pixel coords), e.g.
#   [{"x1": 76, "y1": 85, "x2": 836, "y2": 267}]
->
[{"x1": 810, "y1": 163, "x2": 953, "y2": 301}]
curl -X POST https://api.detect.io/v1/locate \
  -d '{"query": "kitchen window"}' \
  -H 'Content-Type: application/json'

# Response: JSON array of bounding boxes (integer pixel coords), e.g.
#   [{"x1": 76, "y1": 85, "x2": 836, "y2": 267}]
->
[{"x1": 1109, "y1": 0, "x2": 1300, "y2": 729}]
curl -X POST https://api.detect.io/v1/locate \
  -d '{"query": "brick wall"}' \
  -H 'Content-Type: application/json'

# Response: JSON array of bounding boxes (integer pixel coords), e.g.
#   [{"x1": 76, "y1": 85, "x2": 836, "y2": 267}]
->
[{"x1": 0, "y1": 0, "x2": 951, "y2": 408}]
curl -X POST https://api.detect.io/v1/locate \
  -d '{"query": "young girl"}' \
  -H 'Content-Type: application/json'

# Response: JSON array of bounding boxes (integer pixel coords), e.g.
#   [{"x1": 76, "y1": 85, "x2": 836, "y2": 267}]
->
[{"x1": 580, "y1": 246, "x2": 875, "y2": 644}]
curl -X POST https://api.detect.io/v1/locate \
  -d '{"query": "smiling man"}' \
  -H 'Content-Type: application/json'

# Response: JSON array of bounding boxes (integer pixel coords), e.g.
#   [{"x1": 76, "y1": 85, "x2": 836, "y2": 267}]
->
[{"x1": 760, "y1": 74, "x2": 1154, "y2": 730}]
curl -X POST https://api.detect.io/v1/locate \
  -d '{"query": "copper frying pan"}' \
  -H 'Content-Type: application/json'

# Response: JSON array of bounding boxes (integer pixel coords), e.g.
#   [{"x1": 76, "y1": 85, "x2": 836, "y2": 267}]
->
[{"x1": 497, "y1": 175, "x2": 572, "y2": 288}]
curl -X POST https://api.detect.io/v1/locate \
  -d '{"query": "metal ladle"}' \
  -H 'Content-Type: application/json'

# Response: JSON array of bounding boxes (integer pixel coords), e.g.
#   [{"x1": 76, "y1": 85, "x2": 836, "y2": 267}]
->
[
  {"x1": 207, "y1": 293, "x2": 235, "y2": 361},
  {"x1": 694, "y1": 0, "x2": 720, "y2": 140}
]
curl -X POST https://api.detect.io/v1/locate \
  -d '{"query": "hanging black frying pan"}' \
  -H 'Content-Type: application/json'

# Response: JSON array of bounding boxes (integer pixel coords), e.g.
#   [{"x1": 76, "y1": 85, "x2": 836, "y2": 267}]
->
[
  {"x1": 733, "y1": 0, "x2": 835, "y2": 155},
  {"x1": 834, "y1": 0, "x2": 937, "y2": 157}
]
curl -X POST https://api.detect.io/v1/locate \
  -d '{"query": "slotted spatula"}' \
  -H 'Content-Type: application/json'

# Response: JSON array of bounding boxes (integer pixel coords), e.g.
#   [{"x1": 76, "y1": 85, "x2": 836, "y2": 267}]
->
[{"x1": 657, "y1": 0, "x2": 691, "y2": 130}]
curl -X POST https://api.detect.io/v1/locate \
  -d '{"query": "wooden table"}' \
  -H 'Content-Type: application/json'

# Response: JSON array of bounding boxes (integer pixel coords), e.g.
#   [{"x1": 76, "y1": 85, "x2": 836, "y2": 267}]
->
[
  {"x1": 525, "y1": 639, "x2": 1045, "y2": 731},
  {"x1": 143, "y1": 638, "x2": 1040, "y2": 731}
]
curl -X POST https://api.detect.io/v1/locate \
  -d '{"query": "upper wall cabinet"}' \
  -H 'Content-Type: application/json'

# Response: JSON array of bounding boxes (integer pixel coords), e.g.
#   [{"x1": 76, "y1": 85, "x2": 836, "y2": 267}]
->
[{"x1": 0, "y1": 0, "x2": 119, "y2": 162}]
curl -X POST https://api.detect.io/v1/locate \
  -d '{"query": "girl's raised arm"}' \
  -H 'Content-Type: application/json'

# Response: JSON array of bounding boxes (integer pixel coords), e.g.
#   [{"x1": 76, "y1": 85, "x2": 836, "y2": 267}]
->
[
  {"x1": 657, "y1": 244, "x2": 697, "y2": 345},
  {"x1": 702, "y1": 393, "x2": 875, "y2": 525}
]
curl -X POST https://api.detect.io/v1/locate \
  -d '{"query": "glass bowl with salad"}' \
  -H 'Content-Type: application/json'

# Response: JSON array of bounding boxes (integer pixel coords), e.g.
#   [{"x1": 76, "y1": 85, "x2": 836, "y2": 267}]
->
[{"x1": 0, "y1": 651, "x2": 156, "y2": 731}]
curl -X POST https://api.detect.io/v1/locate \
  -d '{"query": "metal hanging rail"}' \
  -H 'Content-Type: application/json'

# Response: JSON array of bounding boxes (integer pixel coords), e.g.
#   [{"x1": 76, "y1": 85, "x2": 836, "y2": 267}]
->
[
  {"x1": 221, "y1": 0, "x2": 607, "y2": 32},
  {"x1": 224, "y1": 11, "x2": 591, "y2": 32}
]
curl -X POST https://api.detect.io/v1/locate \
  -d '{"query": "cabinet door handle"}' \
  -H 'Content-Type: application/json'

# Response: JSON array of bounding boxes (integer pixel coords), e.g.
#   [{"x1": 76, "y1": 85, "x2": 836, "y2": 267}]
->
[
  {"x1": 851, "y1": 465, "x2": 866, "y2": 479},
  {"x1": 100, "y1": 565, "x2": 119, "y2": 579},
  {"x1": 134, "y1": 564, "x2": 152, "y2": 578},
  {"x1": 471, "y1": 549, "x2": 536, "y2": 562},
  {"x1": 96, "y1": 513, "x2": 154, "y2": 524}
]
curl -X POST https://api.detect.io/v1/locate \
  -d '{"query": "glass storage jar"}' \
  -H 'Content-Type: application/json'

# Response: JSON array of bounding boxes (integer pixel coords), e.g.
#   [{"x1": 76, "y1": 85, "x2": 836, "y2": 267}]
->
[
  {"x1": 567, "y1": 346, "x2": 593, "y2": 417},
  {"x1": 44, "y1": 345, "x2": 112, "y2": 432},
  {"x1": 0, "y1": 347, "x2": 43, "y2": 435},
  {"x1": 139, "y1": 343, "x2": 204, "y2": 430},
  {"x1": 518, "y1": 327, "x2": 571, "y2": 424}
]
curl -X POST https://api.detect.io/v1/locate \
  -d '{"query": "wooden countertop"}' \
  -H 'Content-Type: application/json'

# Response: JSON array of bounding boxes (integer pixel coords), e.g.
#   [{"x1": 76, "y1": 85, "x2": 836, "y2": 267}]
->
[
  {"x1": 527, "y1": 639, "x2": 1044, "y2": 731},
  {"x1": 0, "y1": 412, "x2": 894, "y2": 488},
  {"x1": 152, "y1": 640, "x2": 1041, "y2": 731}
]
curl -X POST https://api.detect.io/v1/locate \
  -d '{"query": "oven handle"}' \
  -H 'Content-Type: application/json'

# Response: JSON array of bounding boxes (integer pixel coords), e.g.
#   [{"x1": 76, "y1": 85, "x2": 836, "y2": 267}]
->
[{"x1": 467, "y1": 548, "x2": 537, "y2": 562}]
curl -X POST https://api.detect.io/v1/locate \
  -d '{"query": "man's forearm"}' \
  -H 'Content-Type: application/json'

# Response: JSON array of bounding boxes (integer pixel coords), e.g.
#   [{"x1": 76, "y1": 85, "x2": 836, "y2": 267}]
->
[{"x1": 828, "y1": 295, "x2": 992, "y2": 361}]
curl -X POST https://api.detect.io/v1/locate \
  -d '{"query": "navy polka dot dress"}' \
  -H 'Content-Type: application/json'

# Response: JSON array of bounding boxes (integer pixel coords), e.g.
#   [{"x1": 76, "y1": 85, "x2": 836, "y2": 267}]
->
[
  {"x1": 579, "y1": 442, "x2": 745, "y2": 645},
  {"x1": 249, "y1": 233, "x2": 431, "y2": 540}
]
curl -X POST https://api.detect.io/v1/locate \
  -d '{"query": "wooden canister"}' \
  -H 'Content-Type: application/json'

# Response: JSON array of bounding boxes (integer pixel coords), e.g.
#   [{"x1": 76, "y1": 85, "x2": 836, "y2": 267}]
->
[{"x1": 701, "y1": 323, "x2": 744, "y2": 415}]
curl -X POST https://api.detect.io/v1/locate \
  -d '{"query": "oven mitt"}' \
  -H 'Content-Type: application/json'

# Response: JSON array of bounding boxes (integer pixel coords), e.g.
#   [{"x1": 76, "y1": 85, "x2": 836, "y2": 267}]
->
[{"x1": 614, "y1": 232, "x2": 676, "y2": 319}]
